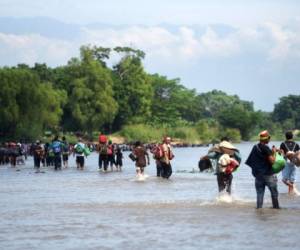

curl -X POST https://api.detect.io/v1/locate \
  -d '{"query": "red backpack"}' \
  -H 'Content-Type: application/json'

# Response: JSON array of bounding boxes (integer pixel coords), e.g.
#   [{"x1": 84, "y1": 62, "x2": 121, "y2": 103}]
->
[
  {"x1": 153, "y1": 144, "x2": 164, "y2": 159},
  {"x1": 99, "y1": 135, "x2": 107, "y2": 144},
  {"x1": 107, "y1": 145, "x2": 113, "y2": 155}
]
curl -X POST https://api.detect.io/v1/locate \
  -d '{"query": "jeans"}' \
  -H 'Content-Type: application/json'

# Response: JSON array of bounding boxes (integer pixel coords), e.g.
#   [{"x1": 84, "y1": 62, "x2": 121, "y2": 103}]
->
[
  {"x1": 255, "y1": 174, "x2": 279, "y2": 209},
  {"x1": 282, "y1": 161, "x2": 296, "y2": 183},
  {"x1": 217, "y1": 173, "x2": 233, "y2": 194}
]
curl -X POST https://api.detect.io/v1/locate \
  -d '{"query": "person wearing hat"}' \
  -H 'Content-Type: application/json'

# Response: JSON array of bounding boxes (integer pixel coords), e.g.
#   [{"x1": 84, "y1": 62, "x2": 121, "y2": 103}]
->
[
  {"x1": 280, "y1": 131, "x2": 300, "y2": 195},
  {"x1": 245, "y1": 130, "x2": 280, "y2": 209},
  {"x1": 202, "y1": 137, "x2": 241, "y2": 195}
]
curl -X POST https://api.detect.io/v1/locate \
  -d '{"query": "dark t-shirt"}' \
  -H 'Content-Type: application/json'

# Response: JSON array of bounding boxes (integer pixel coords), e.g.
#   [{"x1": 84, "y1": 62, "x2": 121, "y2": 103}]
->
[
  {"x1": 245, "y1": 143, "x2": 273, "y2": 177},
  {"x1": 257, "y1": 143, "x2": 273, "y2": 157},
  {"x1": 280, "y1": 141, "x2": 300, "y2": 154}
]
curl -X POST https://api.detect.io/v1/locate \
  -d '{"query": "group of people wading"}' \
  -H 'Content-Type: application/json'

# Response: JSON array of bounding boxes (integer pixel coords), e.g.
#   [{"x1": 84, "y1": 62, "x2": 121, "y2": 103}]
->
[
  {"x1": 99, "y1": 134, "x2": 175, "y2": 179},
  {"x1": 1, "y1": 130, "x2": 300, "y2": 209},
  {"x1": 201, "y1": 130, "x2": 300, "y2": 209}
]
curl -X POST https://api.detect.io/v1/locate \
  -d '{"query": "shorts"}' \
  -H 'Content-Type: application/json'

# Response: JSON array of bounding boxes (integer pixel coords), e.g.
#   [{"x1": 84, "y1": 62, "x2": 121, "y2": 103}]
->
[{"x1": 282, "y1": 161, "x2": 296, "y2": 183}]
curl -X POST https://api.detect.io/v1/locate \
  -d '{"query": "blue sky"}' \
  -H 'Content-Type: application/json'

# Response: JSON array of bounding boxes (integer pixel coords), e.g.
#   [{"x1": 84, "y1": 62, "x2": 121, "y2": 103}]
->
[{"x1": 0, "y1": 0, "x2": 300, "y2": 111}]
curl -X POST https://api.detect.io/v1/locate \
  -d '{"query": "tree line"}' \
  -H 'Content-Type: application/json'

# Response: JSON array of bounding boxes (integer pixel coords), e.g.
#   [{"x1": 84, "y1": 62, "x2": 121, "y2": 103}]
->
[{"x1": 0, "y1": 45, "x2": 299, "y2": 142}]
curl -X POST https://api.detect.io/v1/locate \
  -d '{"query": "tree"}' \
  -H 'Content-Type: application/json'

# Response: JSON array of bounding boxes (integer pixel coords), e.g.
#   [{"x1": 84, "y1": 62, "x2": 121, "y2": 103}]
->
[
  {"x1": 62, "y1": 46, "x2": 118, "y2": 133},
  {"x1": 273, "y1": 95, "x2": 300, "y2": 129},
  {"x1": 0, "y1": 68, "x2": 66, "y2": 140},
  {"x1": 81, "y1": 45, "x2": 111, "y2": 67},
  {"x1": 149, "y1": 74, "x2": 181, "y2": 126},
  {"x1": 218, "y1": 103, "x2": 259, "y2": 140},
  {"x1": 112, "y1": 49, "x2": 152, "y2": 129}
]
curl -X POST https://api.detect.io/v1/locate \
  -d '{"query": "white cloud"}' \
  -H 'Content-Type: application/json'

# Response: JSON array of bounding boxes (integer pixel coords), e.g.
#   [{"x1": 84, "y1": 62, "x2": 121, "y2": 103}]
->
[
  {"x1": 0, "y1": 33, "x2": 75, "y2": 66},
  {"x1": 263, "y1": 22, "x2": 300, "y2": 60},
  {"x1": 1, "y1": 21, "x2": 300, "y2": 67},
  {"x1": 198, "y1": 27, "x2": 240, "y2": 57}
]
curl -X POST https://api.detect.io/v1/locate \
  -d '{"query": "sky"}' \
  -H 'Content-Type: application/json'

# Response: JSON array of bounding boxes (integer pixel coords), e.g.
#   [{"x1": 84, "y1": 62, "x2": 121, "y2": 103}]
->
[{"x1": 0, "y1": 0, "x2": 300, "y2": 111}]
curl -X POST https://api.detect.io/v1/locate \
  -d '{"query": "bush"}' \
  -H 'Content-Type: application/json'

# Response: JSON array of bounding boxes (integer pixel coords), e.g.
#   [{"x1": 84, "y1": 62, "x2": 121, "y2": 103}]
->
[
  {"x1": 166, "y1": 127, "x2": 200, "y2": 143},
  {"x1": 119, "y1": 124, "x2": 164, "y2": 143},
  {"x1": 195, "y1": 119, "x2": 219, "y2": 143},
  {"x1": 218, "y1": 128, "x2": 241, "y2": 142}
]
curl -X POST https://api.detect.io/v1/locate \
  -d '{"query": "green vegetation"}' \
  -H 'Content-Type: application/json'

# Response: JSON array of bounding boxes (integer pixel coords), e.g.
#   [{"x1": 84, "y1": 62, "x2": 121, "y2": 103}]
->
[{"x1": 0, "y1": 45, "x2": 299, "y2": 143}]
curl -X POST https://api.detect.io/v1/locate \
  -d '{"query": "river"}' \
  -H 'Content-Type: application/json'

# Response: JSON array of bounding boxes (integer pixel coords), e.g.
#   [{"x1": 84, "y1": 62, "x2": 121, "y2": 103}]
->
[{"x1": 1, "y1": 142, "x2": 300, "y2": 250}]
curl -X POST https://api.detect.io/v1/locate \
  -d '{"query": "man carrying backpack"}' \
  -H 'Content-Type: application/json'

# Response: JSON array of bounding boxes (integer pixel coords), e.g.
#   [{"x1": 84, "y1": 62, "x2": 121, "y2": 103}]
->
[
  {"x1": 51, "y1": 136, "x2": 63, "y2": 170},
  {"x1": 280, "y1": 131, "x2": 300, "y2": 195},
  {"x1": 150, "y1": 143, "x2": 163, "y2": 177},
  {"x1": 74, "y1": 138, "x2": 86, "y2": 170},
  {"x1": 160, "y1": 137, "x2": 174, "y2": 179},
  {"x1": 98, "y1": 134, "x2": 108, "y2": 172}
]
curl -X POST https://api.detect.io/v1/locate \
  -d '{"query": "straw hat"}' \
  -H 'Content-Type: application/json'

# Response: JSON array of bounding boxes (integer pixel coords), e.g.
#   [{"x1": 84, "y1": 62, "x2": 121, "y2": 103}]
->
[
  {"x1": 219, "y1": 141, "x2": 237, "y2": 150},
  {"x1": 259, "y1": 130, "x2": 271, "y2": 141}
]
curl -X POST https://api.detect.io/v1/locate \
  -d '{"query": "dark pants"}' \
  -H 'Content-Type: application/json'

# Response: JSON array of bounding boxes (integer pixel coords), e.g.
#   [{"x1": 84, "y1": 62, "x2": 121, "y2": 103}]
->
[
  {"x1": 156, "y1": 161, "x2": 162, "y2": 177},
  {"x1": 255, "y1": 175, "x2": 279, "y2": 209},
  {"x1": 63, "y1": 154, "x2": 69, "y2": 162},
  {"x1": 76, "y1": 155, "x2": 85, "y2": 168},
  {"x1": 99, "y1": 154, "x2": 108, "y2": 171},
  {"x1": 161, "y1": 162, "x2": 172, "y2": 179},
  {"x1": 217, "y1": 173, "x2": 233, "y2": 194},
  {"x1": 46, "y1": 155, "x2": 54, "y2": 166},
  {"x1": 34, "y1": 156, "x2": 41, "y2": 168},
  {"x1": 108, "y1": 154, "x2": 115, "y2": 167},
  {"x1": 54, "y1": 153, "x2": 61, "y2": 170}
]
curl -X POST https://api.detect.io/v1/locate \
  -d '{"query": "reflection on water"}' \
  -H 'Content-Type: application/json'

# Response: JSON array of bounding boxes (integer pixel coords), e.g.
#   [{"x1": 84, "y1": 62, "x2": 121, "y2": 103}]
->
[{"x1": 1, "y1": 142, "x2": 300, "y2": 250}]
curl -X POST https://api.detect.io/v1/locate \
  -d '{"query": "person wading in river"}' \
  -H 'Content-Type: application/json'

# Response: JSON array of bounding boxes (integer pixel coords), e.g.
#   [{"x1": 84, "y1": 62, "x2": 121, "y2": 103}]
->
[
  {"x1": 201, "y1": 137, "x2": 241, "y2": 195},
  {"x1": 133, "y1": 141, "x2": 150, "y2": 178},
  {"x1": 245, "y1": 130, "x2": 280, "y2": 209},
  {"x1": 280, "y1": 131, "x2": 300, "y2": 195},
  {"x1": 160, "y1": 137, "x2": 174, "y2": 179}
]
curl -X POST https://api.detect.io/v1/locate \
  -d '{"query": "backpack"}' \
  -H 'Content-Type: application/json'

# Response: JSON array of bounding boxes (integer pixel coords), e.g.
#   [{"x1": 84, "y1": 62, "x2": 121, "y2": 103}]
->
[
  {"x1": 62, "y1": 143, "x2": 69, "y2": 153},
  {"x1": 52, "y1": 141, "x2": 61, "y2": 153},
  {"x1": 75, "y1": 144, "x2": 84, "y2": 154},
  {"x1": 107, "y1": 145, "x2": 113, "y2": 155},
  {"x1": 100, "y1": 144, "x2": 108, "y2": 155},
  {"x1": 284, "y1": 142, "x2": 296, "y2": 154},
  {"x1": 153, "y1": 144, "x2": 163, "y2": 159},
  {"x1": 99, "y1": 135, "x2": 107, "y2": 144}
]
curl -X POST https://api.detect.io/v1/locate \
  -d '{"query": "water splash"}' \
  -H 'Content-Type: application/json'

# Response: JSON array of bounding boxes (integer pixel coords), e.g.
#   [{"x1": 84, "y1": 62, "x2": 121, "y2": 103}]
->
[
  {"x1": 216, "y1": 192, "x2": 233, "y2": 203},
  {"x1": 135, "y1": 174, "x2": 149, "y2": 182}
]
